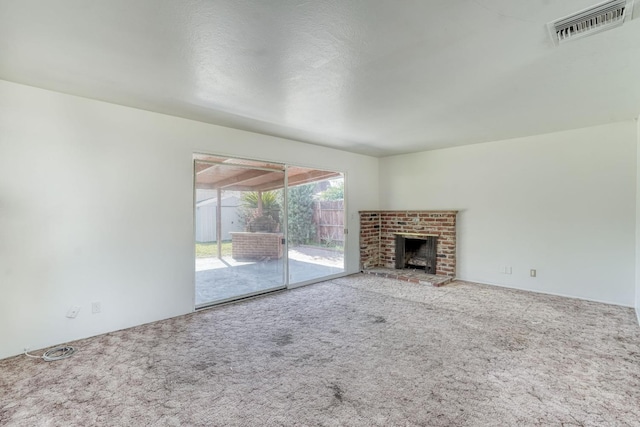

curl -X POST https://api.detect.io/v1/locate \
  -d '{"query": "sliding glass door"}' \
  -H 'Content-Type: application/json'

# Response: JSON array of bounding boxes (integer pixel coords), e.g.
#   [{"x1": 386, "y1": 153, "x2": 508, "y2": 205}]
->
[
  {"x1": 194, "y1": 156, "x2": 286, "y2": 307},
  {"x1": 194, "y1": 155, "x2": 346, "y2": 307},
  {"x1": 287, "y1": 167, "x2": 345, "y2": 285}
]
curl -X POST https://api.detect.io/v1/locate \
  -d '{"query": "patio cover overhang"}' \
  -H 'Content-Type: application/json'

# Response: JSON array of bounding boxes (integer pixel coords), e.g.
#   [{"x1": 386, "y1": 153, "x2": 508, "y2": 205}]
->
[{"x1": 194, "y1": 154, "x2": 340, "y2": 191}]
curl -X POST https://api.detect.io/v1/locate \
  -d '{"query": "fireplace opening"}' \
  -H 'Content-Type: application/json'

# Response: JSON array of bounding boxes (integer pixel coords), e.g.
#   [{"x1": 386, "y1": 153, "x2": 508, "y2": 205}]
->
[{"x1": 395, "y1": 235, "x2": 437, "y2": 274}]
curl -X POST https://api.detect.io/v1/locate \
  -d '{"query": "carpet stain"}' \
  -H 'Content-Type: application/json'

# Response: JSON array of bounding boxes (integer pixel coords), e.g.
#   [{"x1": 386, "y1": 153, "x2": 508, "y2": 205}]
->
[
  {"x1": 330, "y1": 383, "x2": 344, "y2": 403},
  {"x1": 497, "y1": 335, "x2": 528, "y2": 351},
  {"x1": 270, "y1": 351, "x2": 284, "y2": 358},
  {"x1": 615, "y1": 335, "x2": 633, "y2": 343},
  {"x1": 191, "y1": 362, "x2": 211, "y2": 371},
  {"x1": 273, "y1": 332, "x2": 293, "y2": 346},
  {"x1": 372, "y1": 315, "x2": 386, "y2": 323}
]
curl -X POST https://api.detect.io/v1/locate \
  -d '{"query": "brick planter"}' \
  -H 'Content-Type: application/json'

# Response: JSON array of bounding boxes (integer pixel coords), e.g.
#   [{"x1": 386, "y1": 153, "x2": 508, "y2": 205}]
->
[
  {"x1": 230, "y1": 232, "x2": 284, "y2": 260},
  {"x1": 359, "y1": 211, "x2": 457, "y2": 277}
]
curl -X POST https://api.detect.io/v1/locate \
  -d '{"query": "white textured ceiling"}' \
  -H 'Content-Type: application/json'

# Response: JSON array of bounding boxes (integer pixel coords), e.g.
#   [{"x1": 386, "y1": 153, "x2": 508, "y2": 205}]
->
[{"x1": 1, "y1": 0, "x2": 640, "y2": 156}]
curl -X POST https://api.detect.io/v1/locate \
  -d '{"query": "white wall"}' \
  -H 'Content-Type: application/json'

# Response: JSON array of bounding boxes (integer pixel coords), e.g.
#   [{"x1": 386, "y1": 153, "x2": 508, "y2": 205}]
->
[
  {"x1": 636, "y1": 116, "x2": 640, "y2": 324},
  {"x1": 0, "y1": 80, "x2": 379, "y2": 360},
  {"x1": 380, "y1": 122, "x2": 637, "y2": 306}
]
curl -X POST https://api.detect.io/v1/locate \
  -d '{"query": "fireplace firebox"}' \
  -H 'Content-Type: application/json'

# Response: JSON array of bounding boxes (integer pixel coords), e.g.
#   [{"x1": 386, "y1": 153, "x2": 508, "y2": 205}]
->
[{"x1": 395, "y1": 234, "x2": 437, "y2": 274}]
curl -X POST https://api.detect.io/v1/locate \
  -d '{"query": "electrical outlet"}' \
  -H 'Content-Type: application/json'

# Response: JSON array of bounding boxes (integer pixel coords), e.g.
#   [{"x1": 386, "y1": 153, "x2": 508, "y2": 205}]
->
[
  {"x1": 530, "y1": 269, "x2": 537, "y2": 277},
  {"x1": 66, "y1": 306, "x2": 81, "y2": 318},
  {"x1": 91, "y1": 301, "x2": 101, "y2": 314}
]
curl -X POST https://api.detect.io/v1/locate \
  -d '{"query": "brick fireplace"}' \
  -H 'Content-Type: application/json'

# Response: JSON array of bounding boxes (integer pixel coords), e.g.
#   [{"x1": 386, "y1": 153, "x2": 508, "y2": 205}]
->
[{"x1": 359, "y1": 211, "x2": 457, "y2": 277}]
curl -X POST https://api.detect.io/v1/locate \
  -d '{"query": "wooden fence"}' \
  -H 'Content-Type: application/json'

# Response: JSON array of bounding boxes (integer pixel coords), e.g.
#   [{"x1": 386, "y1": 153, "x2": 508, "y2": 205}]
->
[{"x1": 312, "y1": 200, "x2": 344, "y2": 245}]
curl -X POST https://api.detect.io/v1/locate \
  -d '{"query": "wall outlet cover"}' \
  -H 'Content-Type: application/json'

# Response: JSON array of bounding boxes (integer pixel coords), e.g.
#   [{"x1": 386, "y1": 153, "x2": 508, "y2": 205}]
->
[
  {"x1": 91, "y1": 302, "x2": 101, "y2": 314},
  {"x1": 66, "y1": 306, "x2": 81, "y2": 318}
]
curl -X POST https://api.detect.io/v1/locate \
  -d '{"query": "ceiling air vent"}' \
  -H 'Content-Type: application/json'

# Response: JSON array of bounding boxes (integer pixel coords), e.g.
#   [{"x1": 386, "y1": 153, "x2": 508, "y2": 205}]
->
[{"x1": 548, "y1": 0, "x2": 634, "y2": 45}]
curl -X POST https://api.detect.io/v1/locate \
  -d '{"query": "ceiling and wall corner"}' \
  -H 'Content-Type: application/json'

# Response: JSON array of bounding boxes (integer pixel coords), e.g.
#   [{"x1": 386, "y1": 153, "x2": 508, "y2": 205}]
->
[{"x1": 1, "y1": 0, "x2": 640, "y2": 156}]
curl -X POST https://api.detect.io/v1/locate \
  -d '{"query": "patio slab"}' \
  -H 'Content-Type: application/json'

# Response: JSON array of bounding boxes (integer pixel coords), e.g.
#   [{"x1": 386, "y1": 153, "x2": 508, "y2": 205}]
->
[{"x1": 195, "y1": 246, "x2": 344, "y2": 305}]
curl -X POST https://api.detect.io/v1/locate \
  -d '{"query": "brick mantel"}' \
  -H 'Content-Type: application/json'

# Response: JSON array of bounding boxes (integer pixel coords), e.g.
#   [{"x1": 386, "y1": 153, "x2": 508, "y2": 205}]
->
[{"x1": 359, "y1": 210, "x2": 458, "y2": 277}]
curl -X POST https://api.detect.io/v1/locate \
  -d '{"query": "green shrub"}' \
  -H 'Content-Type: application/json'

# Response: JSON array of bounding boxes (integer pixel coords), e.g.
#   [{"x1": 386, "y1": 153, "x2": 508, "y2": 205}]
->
[{"x1": 288, "y1": 184, "x2": 316, "y2": 244}]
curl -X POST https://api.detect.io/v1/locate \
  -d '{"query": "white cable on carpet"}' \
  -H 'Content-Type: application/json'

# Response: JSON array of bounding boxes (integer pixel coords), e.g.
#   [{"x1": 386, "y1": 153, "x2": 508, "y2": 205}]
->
[{"x1": 24, "y1": 346, "x2": 76, "y2": 362}]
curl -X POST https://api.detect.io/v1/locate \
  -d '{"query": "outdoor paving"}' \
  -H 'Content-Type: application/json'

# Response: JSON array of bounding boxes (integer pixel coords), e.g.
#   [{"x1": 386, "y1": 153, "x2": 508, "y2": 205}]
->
[{"x1": 195, "y1": 246, "x2": 344, "y2": 305}]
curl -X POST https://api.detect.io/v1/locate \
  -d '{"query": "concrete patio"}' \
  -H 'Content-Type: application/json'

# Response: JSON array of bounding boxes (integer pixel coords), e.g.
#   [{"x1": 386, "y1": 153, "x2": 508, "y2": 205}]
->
[{"x1": 195, "y1": 246, "x2": 344, "y2": 305}]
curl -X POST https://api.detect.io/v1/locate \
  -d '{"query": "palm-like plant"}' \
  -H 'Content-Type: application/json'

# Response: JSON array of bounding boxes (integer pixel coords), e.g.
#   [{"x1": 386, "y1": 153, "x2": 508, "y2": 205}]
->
[
  {"x1": 241, "y1": 191, "x2": 280, "y2": 211},
  {"x1": 239, "y1": 191, "x2": 282, "y2": 232}
]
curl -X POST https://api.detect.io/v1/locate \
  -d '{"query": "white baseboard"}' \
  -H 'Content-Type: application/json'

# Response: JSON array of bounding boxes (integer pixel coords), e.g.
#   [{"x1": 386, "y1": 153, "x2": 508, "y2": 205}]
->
[{"x1": 455, "y1": 277, "x2": 635, "y2": 308}]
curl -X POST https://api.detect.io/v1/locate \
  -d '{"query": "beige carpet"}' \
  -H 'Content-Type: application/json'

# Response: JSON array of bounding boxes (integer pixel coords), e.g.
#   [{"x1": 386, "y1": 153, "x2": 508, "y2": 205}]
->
[{"x1": 1, "y1": 274, "x2": 640, "y2": 426}]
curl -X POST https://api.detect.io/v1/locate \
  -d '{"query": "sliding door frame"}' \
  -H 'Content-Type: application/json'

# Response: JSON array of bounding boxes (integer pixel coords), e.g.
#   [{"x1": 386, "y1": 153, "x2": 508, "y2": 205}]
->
[
  {"x1": 286, "y1": 167, "x2": 348, "y2": 290},
  {"x1": 192, "y1": 152, "x2": 349, "y2": 307},
  {"x1": 193, "y1": 158, "x2": 287, "y2": 308}
]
